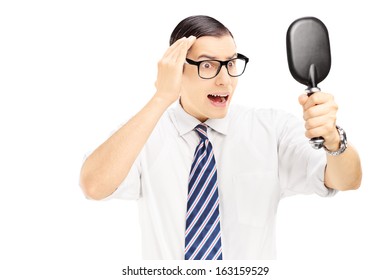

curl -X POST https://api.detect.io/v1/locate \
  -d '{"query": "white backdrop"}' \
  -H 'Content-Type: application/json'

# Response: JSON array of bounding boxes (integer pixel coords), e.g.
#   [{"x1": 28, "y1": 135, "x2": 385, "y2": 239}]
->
[{"x1": 1, "y1": 0, "x2": 389, "y2": 279}]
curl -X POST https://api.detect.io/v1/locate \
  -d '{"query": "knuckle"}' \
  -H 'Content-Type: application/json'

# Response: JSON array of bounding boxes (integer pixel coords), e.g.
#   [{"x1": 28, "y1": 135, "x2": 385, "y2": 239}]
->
[
  {"x1": 305, "y1": 107, "x2": 315, "y2": 118},
  {"x1": 326, "y1": 122, "x2": 335, "y2": 132},
  {"x1": 324, "y1": 124, "x2": 332, "y2": 133},
  {"x1": 305, "y1": 130, "x2": 314, "y2": 138},
  {"x1": 157, "y1": 59, "x2": 165, "y2": 67},
  {"x1": 311, "y1": 94, "x2": 321, "y2": 104},
  {"x1": 312, "y1": 94, "x2": 319, "y2": 102},
  {"x1": 158, "y1": 59, "x2": 173, "y2": 69},
  {"x1": 305, "y1": 119, "x2": 314, "y2": 130}
]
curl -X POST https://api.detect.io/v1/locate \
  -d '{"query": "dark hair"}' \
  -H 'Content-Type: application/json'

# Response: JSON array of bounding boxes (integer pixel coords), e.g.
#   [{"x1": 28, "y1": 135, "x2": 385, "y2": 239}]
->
[{"x1": 169, "y1": 15, "x2": 233, "y2": 46}]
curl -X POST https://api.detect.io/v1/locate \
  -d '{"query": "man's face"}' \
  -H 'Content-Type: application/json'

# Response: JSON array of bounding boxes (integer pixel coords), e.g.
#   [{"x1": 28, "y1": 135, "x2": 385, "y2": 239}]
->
[{"x1": 181, "y1": 35, "x2": 238, "y2": 122}]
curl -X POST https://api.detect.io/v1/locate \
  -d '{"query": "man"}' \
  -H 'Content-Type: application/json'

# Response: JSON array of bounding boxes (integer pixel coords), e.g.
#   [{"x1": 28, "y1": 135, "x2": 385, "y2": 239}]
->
[{"x1": 79, "y1": 15, "x2": 362, "y2": 260}]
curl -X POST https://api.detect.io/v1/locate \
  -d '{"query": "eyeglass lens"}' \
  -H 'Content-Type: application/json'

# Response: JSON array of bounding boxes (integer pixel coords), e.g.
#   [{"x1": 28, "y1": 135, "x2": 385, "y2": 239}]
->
[{"x1": 198, "y1": 58, "x2": 246, "y2": 79}]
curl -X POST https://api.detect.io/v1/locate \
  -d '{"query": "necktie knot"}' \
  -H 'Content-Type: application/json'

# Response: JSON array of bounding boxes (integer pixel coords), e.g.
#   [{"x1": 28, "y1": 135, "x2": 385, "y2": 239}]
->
[{"x1": 195, "y1": 124, "x2": 208, "y2": 141}]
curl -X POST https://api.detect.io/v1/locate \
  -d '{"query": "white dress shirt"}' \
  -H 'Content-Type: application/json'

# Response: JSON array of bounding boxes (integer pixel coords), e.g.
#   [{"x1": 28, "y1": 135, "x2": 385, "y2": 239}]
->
[{"x1": 108, "y1": 102, "x2": 336, "y2": 259}]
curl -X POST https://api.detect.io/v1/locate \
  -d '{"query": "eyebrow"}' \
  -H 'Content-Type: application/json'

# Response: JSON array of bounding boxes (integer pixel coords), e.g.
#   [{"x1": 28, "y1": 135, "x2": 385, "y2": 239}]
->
[{"x1": 196, "y1": 53, "x2": 238, "y2": 60}]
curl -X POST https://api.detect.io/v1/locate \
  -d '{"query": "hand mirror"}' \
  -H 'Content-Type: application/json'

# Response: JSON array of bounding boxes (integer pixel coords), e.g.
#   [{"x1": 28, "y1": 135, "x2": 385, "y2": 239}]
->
[{"x1": 286, "y1": 17, "x2": 331, "y2": 149}]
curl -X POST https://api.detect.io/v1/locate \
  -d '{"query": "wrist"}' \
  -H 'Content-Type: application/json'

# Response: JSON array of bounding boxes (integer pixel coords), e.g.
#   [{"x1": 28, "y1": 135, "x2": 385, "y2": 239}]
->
[
  {"x1": 324, "y1": 125, "x2": 348, "y2": 156},
  {"x1": 152, "y1": 92, "x2": 177, "y2": 108},
  {"x1": 324, "y1": 128, "x2": 341, "y2": 151}
]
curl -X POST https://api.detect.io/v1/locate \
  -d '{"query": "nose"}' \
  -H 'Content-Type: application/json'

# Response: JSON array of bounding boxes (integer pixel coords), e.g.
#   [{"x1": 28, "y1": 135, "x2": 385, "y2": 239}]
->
[{"x1": 215, "y1": 65, "x2": 232, "y2": 85}]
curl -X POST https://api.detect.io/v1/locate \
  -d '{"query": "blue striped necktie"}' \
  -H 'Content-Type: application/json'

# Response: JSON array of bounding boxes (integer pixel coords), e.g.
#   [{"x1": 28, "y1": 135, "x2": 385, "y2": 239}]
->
[{"x1": 185, "y1": 123, "x2": 222, "y2": 260}]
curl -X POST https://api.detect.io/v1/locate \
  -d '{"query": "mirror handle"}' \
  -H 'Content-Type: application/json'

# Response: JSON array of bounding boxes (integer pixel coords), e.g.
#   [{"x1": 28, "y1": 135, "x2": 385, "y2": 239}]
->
[{"x1": 305, "y1": 86, "x2": 325, "y2": 149}]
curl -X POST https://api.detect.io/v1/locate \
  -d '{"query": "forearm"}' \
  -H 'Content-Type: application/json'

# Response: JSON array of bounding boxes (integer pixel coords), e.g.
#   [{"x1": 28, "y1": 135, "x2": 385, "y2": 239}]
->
[
  {"x1": 80, "y1": 36, "x2": 196, "y2": 200},
  {"x1": 324, "y1": 143, "x2": 362, "y2": 191},
  {"x1": 79, "y1": 94, "x2": 172, "y2": 200}
]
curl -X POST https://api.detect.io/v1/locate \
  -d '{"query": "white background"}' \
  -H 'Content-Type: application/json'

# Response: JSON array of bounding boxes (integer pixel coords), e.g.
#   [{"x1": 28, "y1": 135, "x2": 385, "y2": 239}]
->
[{"x1": 1, "y1": 0, "x2": 389, "y2": 279}]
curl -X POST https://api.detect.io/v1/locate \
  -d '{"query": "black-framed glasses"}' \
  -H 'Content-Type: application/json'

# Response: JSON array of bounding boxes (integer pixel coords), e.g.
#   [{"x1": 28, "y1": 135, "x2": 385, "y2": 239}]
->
[{"x1": 186, "y1": 53, "x2": 249, "y2": 79}]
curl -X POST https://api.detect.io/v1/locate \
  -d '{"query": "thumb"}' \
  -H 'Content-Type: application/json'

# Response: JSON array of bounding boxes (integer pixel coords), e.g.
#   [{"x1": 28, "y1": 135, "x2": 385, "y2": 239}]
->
[{"x1": 298, "y1": 94, "x2": 308, "y2": 106}]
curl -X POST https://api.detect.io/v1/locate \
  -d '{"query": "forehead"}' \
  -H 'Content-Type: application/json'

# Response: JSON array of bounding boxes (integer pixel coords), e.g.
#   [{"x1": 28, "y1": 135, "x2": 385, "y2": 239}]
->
[{"x1": 188, "y1": 35, "x2": 237, "y2": 60}]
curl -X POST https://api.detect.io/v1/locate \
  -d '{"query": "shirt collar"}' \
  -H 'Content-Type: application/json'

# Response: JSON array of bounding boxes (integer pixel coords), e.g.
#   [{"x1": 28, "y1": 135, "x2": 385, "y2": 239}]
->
[{"x1": 170, "y1": 101, "x2": 229, "y2": 137}]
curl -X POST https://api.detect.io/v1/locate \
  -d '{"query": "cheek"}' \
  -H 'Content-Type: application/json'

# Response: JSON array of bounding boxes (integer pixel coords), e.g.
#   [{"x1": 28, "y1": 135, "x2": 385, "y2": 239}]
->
[
  {"x1": 231, "y1": 78, "x2": 238, "y2": 89},
  {"x1": 182, "y1": 76, "x2": 207, "y2": 98},
  {"x1": 182, "y1": 69, "x2": 196, "y2": 89},
  {"x1": 183, "y1": 65, "x2": 198, "y2": 82}
]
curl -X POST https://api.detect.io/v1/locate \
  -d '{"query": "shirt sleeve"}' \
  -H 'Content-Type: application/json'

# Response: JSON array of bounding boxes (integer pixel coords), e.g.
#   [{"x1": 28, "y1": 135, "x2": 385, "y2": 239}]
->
[
  {"x1": 104, "y1": 156, "x2": 142, "y2": 200},
  {"x1": 276, "y1": 111, "x2": 337, "y2": 199},
  {"x1": 85, "y1": 121, "x2": 143, "y2": 201}
]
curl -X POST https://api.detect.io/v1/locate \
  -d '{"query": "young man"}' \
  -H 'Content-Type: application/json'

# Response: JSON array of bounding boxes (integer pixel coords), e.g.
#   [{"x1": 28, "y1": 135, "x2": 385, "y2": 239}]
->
[{"x1": 80, "y1": 15, "x2": 362, "y2": 260}]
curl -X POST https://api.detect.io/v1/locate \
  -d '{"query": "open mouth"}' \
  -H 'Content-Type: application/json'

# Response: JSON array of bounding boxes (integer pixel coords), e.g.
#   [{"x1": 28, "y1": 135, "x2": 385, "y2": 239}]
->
[{"x1": 207, "y1": 93, "x2": 229, "y2": 104}]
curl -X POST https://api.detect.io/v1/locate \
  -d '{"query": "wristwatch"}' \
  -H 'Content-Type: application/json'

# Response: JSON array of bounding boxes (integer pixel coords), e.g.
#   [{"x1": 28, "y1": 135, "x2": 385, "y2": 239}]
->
[{"x1": 323, "y1": 125, "x2": 348, "y2": 156}]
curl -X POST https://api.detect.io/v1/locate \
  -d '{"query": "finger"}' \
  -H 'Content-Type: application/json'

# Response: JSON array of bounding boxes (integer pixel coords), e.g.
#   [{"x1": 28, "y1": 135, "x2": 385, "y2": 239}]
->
[
  {"x1": 165, "y1": 36, "x2": 195, "y2": 59},
  {"x1": 303, "y1": 92, "x2": 332, "y2": 110},
  {"x1": 187, "y1": 35, "x2": 197, "y2": 46},
  {"x1": 163, "y1": 37, "x2": 188, "y2": 58},
  {"x1": 303, "y1": 103, "x2": 334, "y2": 120},
  {"x1": 166, "y1": 36, "x2": 196, "y2": 63},
  {"x1": 298, "y1": 94, "x2": 308, "y2": 106},
  {"x1": 175, "y1": 36, "x2": 196, "y2": 63},
  {"x1": 305, "y1": 126, "x2": 325, "y2": 139},
  {"x1": 305, "y1": 114, "x2": 336, "y2": 131},
  {"x1": 305, "y1": 123, "x2": 337, "y2": 140}
]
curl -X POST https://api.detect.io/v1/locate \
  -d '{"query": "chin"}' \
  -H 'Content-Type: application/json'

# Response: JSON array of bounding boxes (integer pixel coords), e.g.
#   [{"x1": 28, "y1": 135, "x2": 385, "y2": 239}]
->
[{"x1": 207, "y1": 110, "x2": 228, "y2": 120}]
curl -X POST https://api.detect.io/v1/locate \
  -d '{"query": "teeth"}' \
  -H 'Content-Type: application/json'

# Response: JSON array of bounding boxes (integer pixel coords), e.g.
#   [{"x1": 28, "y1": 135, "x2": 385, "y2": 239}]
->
[{"x1": 209, "y1": 94, "x2": 228, "y2": 97}]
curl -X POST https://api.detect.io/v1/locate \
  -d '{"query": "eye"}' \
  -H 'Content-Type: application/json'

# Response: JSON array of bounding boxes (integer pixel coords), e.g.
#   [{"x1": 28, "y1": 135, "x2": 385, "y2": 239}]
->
[
  {"x1": 200, "y1": 61, "x2": 214, "y2": 69},
  {"x1": 228, "y1": 60, "x2": 236, "y2": 68}
]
